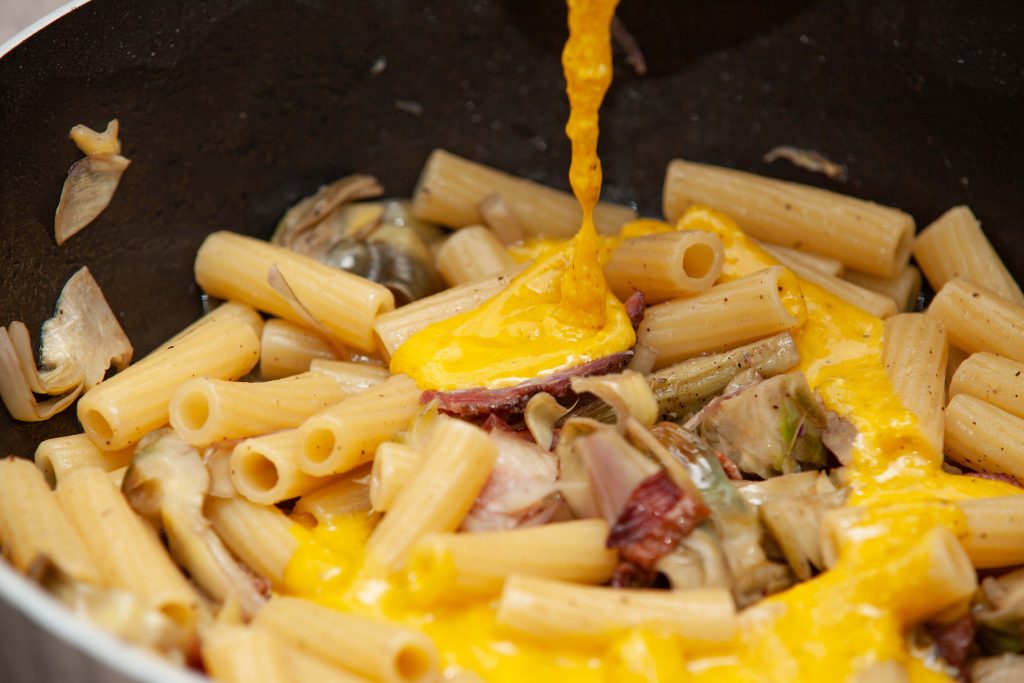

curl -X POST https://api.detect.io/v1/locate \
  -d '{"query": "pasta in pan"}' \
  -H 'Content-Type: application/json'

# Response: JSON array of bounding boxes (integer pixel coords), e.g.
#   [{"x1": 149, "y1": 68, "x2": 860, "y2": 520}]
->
[{"x1": 4, "y1": 1, "x2": 1024, "y2": 682}]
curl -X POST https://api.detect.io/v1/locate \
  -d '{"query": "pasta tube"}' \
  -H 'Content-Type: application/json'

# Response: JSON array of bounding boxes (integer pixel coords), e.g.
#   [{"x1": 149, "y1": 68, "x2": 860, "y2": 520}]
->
[
  {"x1": 373, "y1": 272, "x2": 514, "y2": 358},
  {"x1": 912, "y1": 205, "x2": 1024, "y2": 305},
  {"x1": 206, "y1": 496, "x2": 297, "y2": 589},
  {"x1": 291, "y1": 464, "x2": 373, "y2": 527},
  {"x1": 230, "y1": 430, "x2": 331, "y2": 505},
  {"x1": 201, "y1": 626, "x2": 291, "y2": 683},
  {"x1": 364, "y1": 417, "x2": 497, "y2": 574},
  {"x1": 435, "y1": 225, "x2": 516, "y2": 286},
  {"x1": 34, "y1": 433, "x2": 133, "y2": 487},
  {"x1": 194, "y1": 231, "x2": 394, "y2": 352},
  {"x1": 496, "y1": 575, "x2": 737, "y2": 647},
  {"x1": 154, "y1": 301, "x2": 264, "y2": 357},
  {"x1": 757, "y1": 241, "x2": 844, "y2": 277},
  {"x1": 882, "y1": 314, "x2": 947, "y2": 453},
  {"x1": 77, "y1": 315, "x2": 260, "y2": 451},
  {"x1": 297, "y1": 374, "x2": 422, "y2": 477},
  {"x1": 949, "y1": 352, "x2": 1024, "y2": 421},
  {"x1": 604, "y1": 231, "x2": 725, "y2": 304},
  {"x1": 370, "y1": 442, "x2": 423, "y2": 512},
  {"x1": 663, "y1": 159, "x2": 915, "y2": 277},
  {"x1": 783, "y1": 258, "x2": 897, "y2": 318},
  {"x1": 309, "y1": 359, "x2": 390, "y2": 392},
  {"x1": 843, "y1": 265, "x2": 922, "y2": 313},
  {"x1": 927, "y1": 279, "x2": 1024, "y2": 363},
  {"x1": 958, "y1": 496, "x2": 1024, "y2": 569},
  {"x1": 169, "y1": 371, "x2": 350, "y2": 447},
  {"x1": 260, "y1": 318, "x2": 339, "y2": 380},
  {"x1": 412, "y1": 148, "x2": 635, "y2": 237},
  {"x1": 55, "y1": 466, "x2": 200, "y2": 624},
  {"x1": 0, "y1": 457, "x2": 101, "y2": 584},
  {"x1": 638, "y1": 265, "x2": 806, "y2": 370},
  {"x1": 253, "y1": 596, "x2": 438, "y2": 683},
  {"x1": 944, "y1": 394, "x2": 1024, "y2": 482},
  {"x1": 410, "y1": 520, "x2": 617, "y2": 596}
]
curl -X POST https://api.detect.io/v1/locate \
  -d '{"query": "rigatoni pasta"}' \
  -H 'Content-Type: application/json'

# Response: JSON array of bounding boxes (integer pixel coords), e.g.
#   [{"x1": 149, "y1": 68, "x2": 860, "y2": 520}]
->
[
  {"x1": 435, "y1": 225, "x2": 516, "y2": 286},
  {"x1": 195, "y1": 231, "x2": 394, "y2": 352},
  {"x1": 495, "y1": 575, "x2": 737, "y2": 647},
  {"x1": 949, "y1": 352, "x2": 1024, "y2": 420},
  {"x1": 230, "y1": 430, "x2": 329, "y2": 505},
  {"x1": 638, "y1": 265, "x2": 806, "y2": 369},
  {"x1": 169, "y1": 371, "x2": 350, "y2": 447},
  {"x1": 927, "y1": 278, "x2": 1024, "y2": 363},
  {"x1": 410, "y1": 520, "x2": 617, "y2": 596},
  {"x1": 297, "y1": 374, "x2": 423, "y2": 477},
  {"x1": 34, "y1": 433, "x2": 134, "y2": 487},
  {"x1": 604, "y1": 230, "x2": 725, "y2": 303},
  {"x1": 77, "y1": 314, "x2": 261, "y2": 451},
  {"x1": 882, "y1": 314, "x2": 947, "y2": 453},
  {"x1": 55, "y1": 466, "x2": 201, "y2": 624},
  {"x1": 0, "y1": 457, "x2": 101, "y2": 584},
  {"x1": 260, "y1": 318, "x2": 339, "y2": 380},
  {"x1": 944, "y1": 394, "x2": 1024, "y2": 483},
  {"x1": 662, "y1": 159, "x2": 915, "y2": 277},
  {"x1": 253, "y1": 596, "x2": 439, "y2": 683},
  {"x1": 291, "y1": 464, "x2": 373, "y2": 527},
  {"x1": 364, "y1": 417, "x2": 497, "y2": 574},
  {"x1": 412, "y1": 148, "x2": 635, "y2": 237},
  {"x1": 842, "y1": 265, "x2": 922, "y2": 313},
  {"x1": 912, "y1": 205, "x2": 1024, "y2": 305},
  {"x1": 373, "y1": 271, "x2": 514, "y2": 357},
  {"x1": 206, "y1": 496, "x2": 297, "y2": 589}
]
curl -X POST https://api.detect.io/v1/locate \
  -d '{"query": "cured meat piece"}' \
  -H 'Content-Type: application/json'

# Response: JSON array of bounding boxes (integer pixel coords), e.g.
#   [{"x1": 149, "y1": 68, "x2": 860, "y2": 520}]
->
[
  {"x1": 607, "y1": 470, "x2": 709, "y2": 570},
  {"x1": 422, "y1": 351, "x2": 633, "y2": 417}
]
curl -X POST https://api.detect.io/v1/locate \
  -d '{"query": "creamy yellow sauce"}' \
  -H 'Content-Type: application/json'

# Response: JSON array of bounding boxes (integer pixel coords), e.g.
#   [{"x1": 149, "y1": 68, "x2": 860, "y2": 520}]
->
[
  {"x1": 389, "y1": 0, "x2": 632, "y2": 391},
  {"x1": 288, "y1": 1, "x2": 1023, "y2": 680},
  {"x1": 286, "y1": 213, "x2": 1020, "y2": 681}
]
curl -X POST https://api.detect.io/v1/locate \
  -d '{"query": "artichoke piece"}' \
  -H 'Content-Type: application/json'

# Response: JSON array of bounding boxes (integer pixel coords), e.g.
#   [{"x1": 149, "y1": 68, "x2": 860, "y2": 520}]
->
[
  {"x1": 696, "y1": 372, "x2": 834, "y2": 479},
  {"x1": 273, "y1": 175, "x2": 445, "y2": 305},
  {"x1": 123, "y1": 430, "x2": 267, "y2": 616}
]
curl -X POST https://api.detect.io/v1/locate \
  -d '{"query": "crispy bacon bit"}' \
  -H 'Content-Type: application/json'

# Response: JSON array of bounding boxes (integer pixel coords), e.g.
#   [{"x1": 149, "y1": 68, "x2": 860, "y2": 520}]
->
[
  {"x1": 972, "y1": 472, "x2": 1023, "y2": 488},
  {"x1": 607, "y1": 470, "x2": 709, "y2": 570},
  {"x1": 624, "y1": 290, "x2": 646, "y2": 329},
  {"x1": 422, "y1": 351, "x2": 633, "y2": 417},
  {"x1": 927, "y1": 614, "x2": 976, "y2": 679},
  {"x1": 714, "y1": 449, "x2": 743, "y2": 480}
]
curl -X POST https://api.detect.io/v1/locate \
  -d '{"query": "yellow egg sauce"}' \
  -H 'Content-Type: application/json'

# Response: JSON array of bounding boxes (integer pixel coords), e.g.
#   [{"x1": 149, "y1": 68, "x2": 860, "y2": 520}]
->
[
  {"x1": 285, "y1": 2, "x2": 1023, "y2": 681},
  {"x1": 389, "y1": 0, "x2": 632, "y2": 392}
]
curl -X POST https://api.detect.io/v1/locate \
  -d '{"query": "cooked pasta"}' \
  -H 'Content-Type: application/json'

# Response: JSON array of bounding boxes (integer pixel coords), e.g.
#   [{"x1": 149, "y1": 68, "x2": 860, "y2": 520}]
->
[
  {"x1": 662, "y1": 159, "x2": 915, "y2": 277},
  {"x1": 77, "y1": 315, "x2": 261, "y2": 451},
  {"x1": 912, "y1": 205, "x2": 1024, "y2": 305},
  {"x1": 412, "y1": 148, "x2": 635, "y2": 238},
  {"x1": 638, "y1": 265, "x2": 805, "y2": 369}
]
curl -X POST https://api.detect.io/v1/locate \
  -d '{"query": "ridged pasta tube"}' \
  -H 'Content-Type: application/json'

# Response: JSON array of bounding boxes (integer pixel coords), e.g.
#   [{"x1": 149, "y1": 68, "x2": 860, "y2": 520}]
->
[
  {"x1": 253, "y1": 596, "x2": 439, "y2": 683},
  {"x1": 297, "y1": 374, "x2": 422, "y2": 477},
  {"x1": 663, "y1": 159, "x2": 914, "y2": 277},
  {"x1": 412, "y1": 149, "x2": 635, "y2": 237},
  {"x1": 77, "y1": 315, "x2": 260, "y2": 451},
  {"x1": 638, "y1": 265, "x2": 806, "y2": 370},
  {"x1": 913, "y1": 205, "x2": 1024, "y2": 305},
  {"x1": 169, "y1": 371, "x2": 350, "y2": 447},
  {"x1": 195, "y1": 231, "x2": 394, "y2": 352},
  {"x1": 604, "y1": 231, "x2": 725, "y2": 304}
]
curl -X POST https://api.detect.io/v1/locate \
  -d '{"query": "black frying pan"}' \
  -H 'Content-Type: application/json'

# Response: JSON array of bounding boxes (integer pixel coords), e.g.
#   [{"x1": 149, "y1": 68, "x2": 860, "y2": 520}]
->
[{"x1": 2, "y1": 0, "x2": 1022, "y2": 455}]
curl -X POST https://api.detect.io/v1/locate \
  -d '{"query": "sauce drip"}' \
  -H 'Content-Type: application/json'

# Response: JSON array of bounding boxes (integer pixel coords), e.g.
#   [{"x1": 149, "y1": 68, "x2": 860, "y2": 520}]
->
[{"x1": 388, "y1": 0, "x2": 632, "y2": 391}]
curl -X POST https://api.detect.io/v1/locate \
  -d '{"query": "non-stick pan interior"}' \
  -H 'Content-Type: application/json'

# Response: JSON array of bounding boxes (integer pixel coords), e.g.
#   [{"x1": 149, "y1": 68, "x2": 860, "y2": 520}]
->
[{"x1": 1, "y1": 0, "x2": 1022, "y2": 454}]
